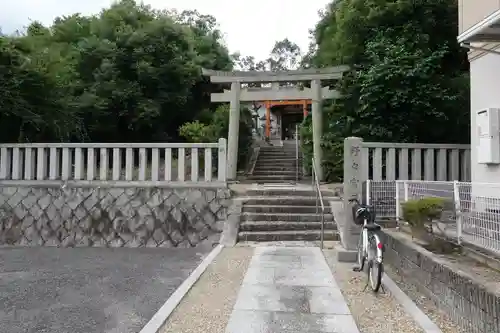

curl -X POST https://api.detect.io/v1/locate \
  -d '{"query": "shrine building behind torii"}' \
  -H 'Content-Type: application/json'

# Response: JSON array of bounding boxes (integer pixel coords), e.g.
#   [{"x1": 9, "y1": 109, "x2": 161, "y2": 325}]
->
[{"x1": 202, "y1": 66, "x2": 350, "y2": 181}]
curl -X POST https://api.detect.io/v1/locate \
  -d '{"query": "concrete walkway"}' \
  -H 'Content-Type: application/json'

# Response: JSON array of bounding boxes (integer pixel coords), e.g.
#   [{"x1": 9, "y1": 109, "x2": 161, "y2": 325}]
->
[{"x1": 225, "y1": 246, "x2": 360, "y2": 333}]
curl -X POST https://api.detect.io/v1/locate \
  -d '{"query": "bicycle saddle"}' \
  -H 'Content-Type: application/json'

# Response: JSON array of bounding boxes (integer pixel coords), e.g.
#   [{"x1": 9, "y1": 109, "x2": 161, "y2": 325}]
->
[{"x1": 363, "y1": 224, "x2": 381, "y2": 231}]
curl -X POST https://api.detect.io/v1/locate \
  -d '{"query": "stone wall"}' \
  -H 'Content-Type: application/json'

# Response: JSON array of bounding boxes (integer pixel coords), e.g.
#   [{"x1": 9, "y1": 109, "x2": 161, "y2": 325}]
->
[
  {"x1": 0, "y1": 185, "x2": 231, "y2": 248},
  {"x1": 383, "y1": 231, "x2": 500, "y2": 333}
]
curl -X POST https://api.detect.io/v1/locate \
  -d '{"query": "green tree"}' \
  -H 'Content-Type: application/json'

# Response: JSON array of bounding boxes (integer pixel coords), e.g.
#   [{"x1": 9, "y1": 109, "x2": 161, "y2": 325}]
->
[
  {"x1": 180, "y1": 104, "x2": 254, "y2": 170},
  {"x1": 268, "y1": 38, "x2": 302, "y2": 71},
  {"x1": 0, "y1": 0, "x2": 233, "y2": 144},
  {"x1": 0, "y1": 37, "x2": 79, "y2": 142},
  {"x1": 301, "y1": 0, "x2": 469, "y2": 181}
]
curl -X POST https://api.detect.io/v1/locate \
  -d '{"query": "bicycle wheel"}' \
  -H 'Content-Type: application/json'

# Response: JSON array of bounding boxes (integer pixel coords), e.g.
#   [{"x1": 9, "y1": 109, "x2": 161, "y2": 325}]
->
[
  {"x1": 367, "y1": 231, "x2": 383, "y2": 292},
  {"x1": 368, "y1": 260, "x2": 383, "y2": 292},
  {"x1": 356, "y1": 231, "x2": 365, "y2": 271}
]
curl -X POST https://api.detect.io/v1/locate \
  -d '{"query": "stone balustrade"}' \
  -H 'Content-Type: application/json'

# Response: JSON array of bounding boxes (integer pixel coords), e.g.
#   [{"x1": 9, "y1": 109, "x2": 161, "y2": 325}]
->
[{"x1": 0, "y1": 139, "x2": 227, "y2": 185}]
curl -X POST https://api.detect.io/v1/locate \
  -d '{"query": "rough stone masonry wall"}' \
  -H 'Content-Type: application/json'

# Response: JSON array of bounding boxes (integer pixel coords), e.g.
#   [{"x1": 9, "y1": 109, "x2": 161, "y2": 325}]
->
[
  {"x1": 0, "y1": 186, "x2": 231, "y2": 248},
  {"x1": 383, "y1": 231, "x2": 500, "y2": 333}
]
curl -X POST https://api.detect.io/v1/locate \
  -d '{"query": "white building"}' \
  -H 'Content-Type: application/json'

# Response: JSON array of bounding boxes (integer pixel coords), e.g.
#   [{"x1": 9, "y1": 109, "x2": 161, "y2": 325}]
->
[{"x1": 458, "y1": 1, "x2": 500, "y2": 184}]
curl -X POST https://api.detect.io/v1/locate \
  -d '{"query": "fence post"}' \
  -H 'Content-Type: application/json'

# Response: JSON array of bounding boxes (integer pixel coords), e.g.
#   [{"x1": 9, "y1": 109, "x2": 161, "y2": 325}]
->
[
  {"x1": 343, "y1": 137, "x2": 364, "y2": 251},
  {"x1": 453, "y1": 180, "x2": 462, "y2": 245},
  {"x1": 366, "y1": 179, "x2": 371, "y2": 205},
  {"x1": 218, "y1": 138, "x2": 227, "y2": 182},
  {"x1": 395, "y1": 181, "x2": 400, "y2": 226},
  {"x1": 404, "y1": 180, "x2": 409, "y2": 202}
]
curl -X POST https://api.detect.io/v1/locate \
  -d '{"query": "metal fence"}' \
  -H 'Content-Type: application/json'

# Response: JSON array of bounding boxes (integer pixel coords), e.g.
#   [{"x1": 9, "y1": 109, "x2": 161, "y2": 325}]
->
[{"x1": 366, "y1": 180, "x2": 500, "y2": 256}]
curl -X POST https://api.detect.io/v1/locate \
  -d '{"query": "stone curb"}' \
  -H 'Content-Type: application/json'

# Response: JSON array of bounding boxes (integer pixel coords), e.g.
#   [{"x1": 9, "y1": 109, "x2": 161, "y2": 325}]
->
[
  {"x1": 382, "y1": 273, "x2": 443, "y2": 333},
  {"x1": 219, "y1": 200, "x2": 242, "y2": 247},
  {"x1": 138, "y1": 244, "x2": 224, "y2": 333}
]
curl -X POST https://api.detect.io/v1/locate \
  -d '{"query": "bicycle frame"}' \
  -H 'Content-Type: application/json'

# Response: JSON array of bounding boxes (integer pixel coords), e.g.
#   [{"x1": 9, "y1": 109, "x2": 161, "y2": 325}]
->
[
  {"x1": 351, "y1": 197, "x2": 383, "y2": 265},
  {"x1": 361, "y1": 218, "x2": 383, "y2": 264}
]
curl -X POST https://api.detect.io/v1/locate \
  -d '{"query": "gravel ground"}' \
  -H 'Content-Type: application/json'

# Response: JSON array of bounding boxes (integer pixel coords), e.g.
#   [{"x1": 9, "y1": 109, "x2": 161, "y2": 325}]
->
[
  {"x1": 384, "y1": 265, "x2": 466, "y2": 333},
  {"x1": 323, "y1": 249, "x2": 425, "y2": 333},
  {"x1": 161, "y1": 247, "x2": 253, "y2": 333}
]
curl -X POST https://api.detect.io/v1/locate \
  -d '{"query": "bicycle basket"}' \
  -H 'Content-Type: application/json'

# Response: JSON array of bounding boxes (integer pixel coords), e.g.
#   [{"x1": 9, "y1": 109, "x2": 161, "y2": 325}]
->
[{"x1": 351, "y1": 203, "x2": 375, "y2": 225}]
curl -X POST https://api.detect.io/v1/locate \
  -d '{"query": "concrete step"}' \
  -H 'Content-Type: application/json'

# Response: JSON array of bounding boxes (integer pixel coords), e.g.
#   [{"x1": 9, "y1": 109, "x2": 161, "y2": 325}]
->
[
  {"x1": 257, "y1": 156, "x2": 298, "y2": 159},
  {"x1": 247, "y1": 180, "x2": 299, "y2": 184},
  {"x1": 255, "y1": 162, "x2": 298, "y2": 167},
  {"x1": 253, "y1": 166, "x2": 301, "y2": 172},
  {"x1": 239, "y1": 220, "x2": 337, "y2": 232},
  {"x1": 259, "y1": 150, "x2": 296, "y2": 153},
  {"x1": 258, "y1": 154, "x2": 298, "y2": 159},
  {"x1": 258, "y1": 150, "x2": 298, "y2": 154},
  {"x1": 252, "y1": 170, "x2": 298, "y2": 176},
  {"x1": 253, "y1": 167, "x2": 299, "y2": 172},
  {"x1": 241, "y1": 212, "x2": 334, "y2": 222},
  {"x1": 245, "y1": 189, "x2": 336, "y2": 197},
  {"x1": 256, "y1": 158, "x2": 301, "y2": 162},
  {"x1": 242, "y1": 205, "x2": 330, "y2": 214},
  {"x1": 242, "y1": 196, "x2": 326, "y2": 206},
  {"x1": 247, "y1": 175, "x2": 298, "y2": 181},
  {"x1": 254, "y1": 163, "x2": 298, "y2": 168},
  {"x1": 259, "y1": 147, "x2": 297, "y2": 151},
  {"x1": 257, "y1": 157, "x2": 297, "y2": 161},
  {"x1": 250, "y1": 175, "x2": 302, "y2": 179},
  {"x1": 257, "y1": 158, "x2": 297, "y2": 163},
  {"x1": 237, "y1": 230, "x2": 340, "y2": 242},
  {"x1": 252, "y1": 171, "x2": 302, "y2": 176}
]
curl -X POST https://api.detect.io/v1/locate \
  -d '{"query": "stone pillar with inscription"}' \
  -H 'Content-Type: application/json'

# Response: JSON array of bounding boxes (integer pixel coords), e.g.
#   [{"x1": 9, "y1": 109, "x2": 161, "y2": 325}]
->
[{"x1": 342, "y1": 137, "x2": 363, "y2": 250}]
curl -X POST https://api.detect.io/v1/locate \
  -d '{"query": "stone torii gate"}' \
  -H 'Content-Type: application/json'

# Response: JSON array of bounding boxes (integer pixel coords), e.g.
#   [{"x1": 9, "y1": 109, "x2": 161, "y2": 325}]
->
[{"x1": 202, "y1": 66, "x2": 350, "y2": 181}]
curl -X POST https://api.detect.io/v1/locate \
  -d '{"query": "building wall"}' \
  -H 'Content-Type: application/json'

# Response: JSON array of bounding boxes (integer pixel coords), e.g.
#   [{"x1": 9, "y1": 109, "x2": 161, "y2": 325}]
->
[
  {"x1": 470, "y1": 45, "x2": 500, "y2": 185},
  {"x1": 459, "y1": 0, "x2": 500, "y2": 33}
]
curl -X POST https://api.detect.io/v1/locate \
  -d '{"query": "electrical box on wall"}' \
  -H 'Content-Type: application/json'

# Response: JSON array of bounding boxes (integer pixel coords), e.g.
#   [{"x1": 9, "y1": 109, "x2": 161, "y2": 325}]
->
[{"x1": 477, "y1": 108, "x2": 500, "y2": 164}]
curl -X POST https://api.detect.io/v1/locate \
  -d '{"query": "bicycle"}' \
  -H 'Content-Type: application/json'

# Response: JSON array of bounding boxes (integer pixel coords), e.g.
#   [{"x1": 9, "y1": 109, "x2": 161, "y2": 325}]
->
[{"x1": 349, "y1": 198, "x2": 384, "y2": 293}]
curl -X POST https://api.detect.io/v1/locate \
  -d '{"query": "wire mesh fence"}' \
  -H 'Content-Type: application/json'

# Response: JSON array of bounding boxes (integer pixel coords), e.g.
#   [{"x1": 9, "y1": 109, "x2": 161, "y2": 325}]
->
[{"x1": 365, "y1": 180, "x2": 500, "y2": 256}]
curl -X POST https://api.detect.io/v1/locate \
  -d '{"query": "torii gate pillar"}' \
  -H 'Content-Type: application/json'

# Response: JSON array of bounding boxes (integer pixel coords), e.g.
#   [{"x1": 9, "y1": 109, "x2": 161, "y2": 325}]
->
[
  {"x1": 227, "y1": 82, "x2": 241, "y2": 180},
  {"x1": 311, "y1": 79, "x2": 323, "y2": 181}
]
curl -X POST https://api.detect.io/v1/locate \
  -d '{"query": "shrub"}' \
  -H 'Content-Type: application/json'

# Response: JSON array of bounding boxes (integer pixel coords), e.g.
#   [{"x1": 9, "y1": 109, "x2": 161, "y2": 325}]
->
[
  {"x1": 401, "y1": 197, "x2": 446, "y2": 239},
  {"x1": 179, "y1": 104, "x2": 254, "y2": 170},
  {"x1": 401, "y1": 196, "x2": 462, "y2": 253},
  {"x1": 179, "y1": 120, "x2": 213, "y2": 142}
]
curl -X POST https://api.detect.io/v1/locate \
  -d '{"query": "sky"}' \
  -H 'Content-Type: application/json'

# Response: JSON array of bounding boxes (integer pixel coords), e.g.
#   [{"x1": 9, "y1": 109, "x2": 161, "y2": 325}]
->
[{"x1": 0, "y1": 0, "x2": 331, "y2": 61}]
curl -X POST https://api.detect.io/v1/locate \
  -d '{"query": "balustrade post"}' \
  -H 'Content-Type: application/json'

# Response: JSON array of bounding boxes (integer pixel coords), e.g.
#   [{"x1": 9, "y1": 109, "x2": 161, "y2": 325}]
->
[
  {"x1": 218, "y1": 138, "x2": 227, "y2": 182},
  {"x1": 453, "y1": 180, "x2": 462, "y2": 244}
]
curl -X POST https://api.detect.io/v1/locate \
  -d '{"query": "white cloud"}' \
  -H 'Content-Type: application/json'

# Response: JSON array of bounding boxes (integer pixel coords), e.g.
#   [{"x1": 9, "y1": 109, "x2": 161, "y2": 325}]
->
[{"x1": 0, "y1": 0, "x2": 330, "y2": 60}]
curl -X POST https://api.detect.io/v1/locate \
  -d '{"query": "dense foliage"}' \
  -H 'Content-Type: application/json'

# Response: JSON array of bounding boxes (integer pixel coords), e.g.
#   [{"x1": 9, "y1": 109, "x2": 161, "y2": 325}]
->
[
  {"x1": 1, "y1": 0, "x2": 471, "y2": 179},
  {"x1": 301, "y1": 0, "x2": 470, "y2": 181},
  {"x1": 179, "y1": 104, "x2": 254, "y2": 169},
  {"x1": 0, "y1": 0, "x2": 233, "y2": 143}
]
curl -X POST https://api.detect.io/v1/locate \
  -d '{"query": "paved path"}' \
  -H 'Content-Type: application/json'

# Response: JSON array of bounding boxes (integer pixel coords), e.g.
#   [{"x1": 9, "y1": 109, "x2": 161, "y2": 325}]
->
[
  {"x1": 0, "y1": 247, "x2": 209, "y2": 333},
  {"x1": 225, "y1": 246, "x2": 360, "y2": 333}
]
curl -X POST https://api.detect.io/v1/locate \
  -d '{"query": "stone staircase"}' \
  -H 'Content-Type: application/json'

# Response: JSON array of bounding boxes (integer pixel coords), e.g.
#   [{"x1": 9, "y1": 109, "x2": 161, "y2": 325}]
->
[
  {"x1": 237, "y1": 187, "x2": 340, "y2": 242},
  {"x1": 248, "y1": 143, "x2": 301, "y2": 183}
]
